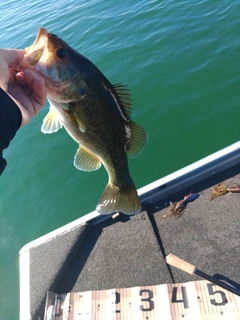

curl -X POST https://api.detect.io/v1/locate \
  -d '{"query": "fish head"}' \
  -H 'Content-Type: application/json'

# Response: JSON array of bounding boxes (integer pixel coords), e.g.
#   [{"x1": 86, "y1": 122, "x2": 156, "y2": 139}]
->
[{"x1": 18, "y1": 27, "x2": 87, "y2": 102}]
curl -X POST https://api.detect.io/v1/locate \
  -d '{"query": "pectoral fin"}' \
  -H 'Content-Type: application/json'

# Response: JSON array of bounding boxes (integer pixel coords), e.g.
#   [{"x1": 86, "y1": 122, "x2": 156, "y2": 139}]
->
[
  {"x1": 127, "y1": 121, "x2": 148, "y2": 158},
  {"x1": 76, "y1": 117, "x2": 85, "y2": 133},
  {"x1": 74, "y1": 146, "x2": 102, "y2": 171},
  {"x1": 41, "y1": 106, "x2": 62, "y2": 134}
]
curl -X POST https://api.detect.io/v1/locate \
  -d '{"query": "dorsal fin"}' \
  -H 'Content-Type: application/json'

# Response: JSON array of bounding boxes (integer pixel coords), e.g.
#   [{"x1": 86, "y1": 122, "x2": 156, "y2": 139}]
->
[{"x1": 113, "y1": 83, "x2": 132, "y2": 118}]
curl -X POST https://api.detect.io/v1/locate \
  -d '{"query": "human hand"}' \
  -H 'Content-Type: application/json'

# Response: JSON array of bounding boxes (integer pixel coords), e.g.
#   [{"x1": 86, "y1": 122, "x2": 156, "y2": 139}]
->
[{"x1": 0, "y1": 48, "x2": 47, "y2": 126}]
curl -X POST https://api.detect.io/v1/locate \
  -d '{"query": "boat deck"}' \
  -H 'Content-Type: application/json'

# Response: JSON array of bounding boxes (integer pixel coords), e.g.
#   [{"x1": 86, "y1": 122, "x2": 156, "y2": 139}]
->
[{"x1": 19, "y1": 142, "x2": 240, "y2": 320}]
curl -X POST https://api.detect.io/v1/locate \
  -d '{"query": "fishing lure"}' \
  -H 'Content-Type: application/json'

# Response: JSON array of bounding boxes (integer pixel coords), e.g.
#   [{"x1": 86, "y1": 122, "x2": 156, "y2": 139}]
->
[
  {"x1": 210, "y1": 183, "x2": 240, "y2": 200},
  {"x1": 161, "y1": 192, "x2": 199, "y2": 219}
]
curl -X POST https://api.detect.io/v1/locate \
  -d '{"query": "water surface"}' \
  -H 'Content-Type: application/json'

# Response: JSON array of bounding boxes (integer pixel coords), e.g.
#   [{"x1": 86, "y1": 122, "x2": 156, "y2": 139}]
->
[{"x1": 0, "y1": 1, "x2": 239, "y2": 318}]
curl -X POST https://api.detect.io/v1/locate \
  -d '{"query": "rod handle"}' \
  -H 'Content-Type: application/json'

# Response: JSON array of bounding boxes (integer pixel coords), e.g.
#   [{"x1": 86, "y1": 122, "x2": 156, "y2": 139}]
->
[{"x1": 166, "y1": 253, "x2": 195, "y2": 275}]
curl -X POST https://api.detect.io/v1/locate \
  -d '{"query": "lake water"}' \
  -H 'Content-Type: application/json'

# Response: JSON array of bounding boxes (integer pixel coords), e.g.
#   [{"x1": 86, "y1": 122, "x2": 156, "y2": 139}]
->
[{"x1": 0, "y1": 0, "x2": 239, "y2": 319}]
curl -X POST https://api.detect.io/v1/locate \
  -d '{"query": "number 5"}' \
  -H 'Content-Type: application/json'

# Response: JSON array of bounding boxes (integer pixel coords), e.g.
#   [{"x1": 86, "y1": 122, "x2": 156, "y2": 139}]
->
[{"x1": 207, "y1": 283, "x2": 228, "y2": 306}]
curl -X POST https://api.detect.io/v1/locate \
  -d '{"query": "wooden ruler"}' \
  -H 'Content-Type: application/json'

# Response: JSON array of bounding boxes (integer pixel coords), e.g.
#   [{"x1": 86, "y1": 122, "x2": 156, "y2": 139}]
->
[{"x1": 44, "y1": 280, "x2": 240, "y2": 320}]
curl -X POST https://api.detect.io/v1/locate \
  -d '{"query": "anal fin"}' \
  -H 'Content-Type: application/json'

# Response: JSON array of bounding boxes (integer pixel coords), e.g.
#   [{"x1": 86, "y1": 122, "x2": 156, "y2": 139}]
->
[{"x1": 74, "y1": 146, "x2": 102, "y2": 171}]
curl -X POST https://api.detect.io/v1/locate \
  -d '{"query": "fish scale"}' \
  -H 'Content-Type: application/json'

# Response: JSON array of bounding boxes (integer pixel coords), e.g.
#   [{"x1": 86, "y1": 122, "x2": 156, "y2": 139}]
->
[{"x1": 17, "y1": 27, "x2": 147, "y2": 215}]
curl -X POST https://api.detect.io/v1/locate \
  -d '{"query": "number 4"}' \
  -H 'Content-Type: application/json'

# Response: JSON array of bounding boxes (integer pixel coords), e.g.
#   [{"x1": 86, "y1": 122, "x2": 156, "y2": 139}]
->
[{"x1": 171, "y1": 286, "x2": 189, "y2": 309}]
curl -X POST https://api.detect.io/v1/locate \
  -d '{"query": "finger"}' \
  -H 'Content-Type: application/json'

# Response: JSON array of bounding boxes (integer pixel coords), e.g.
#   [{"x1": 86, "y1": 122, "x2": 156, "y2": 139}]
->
[
  {"x1": 32, "y1": 76, "x2": 47, "y2": 107},
  {"x1": 16, "y1": 69, "x2": 47, "y2": 110},
  {"x1": 15, "y1": 69, "x2": 35, "y2": 90},
  {"x1": 23, "y1": 69, "x2": 45, "y2": 87},
  {"x1": 0, "y1": 49, "x2": 26, "y2": 68},
  {"x1": 15, "y1": 71, "x2": 28, "y2": 87},
  {"x1": 23, "y1": 70, "x2": 47, "y2": 98}
]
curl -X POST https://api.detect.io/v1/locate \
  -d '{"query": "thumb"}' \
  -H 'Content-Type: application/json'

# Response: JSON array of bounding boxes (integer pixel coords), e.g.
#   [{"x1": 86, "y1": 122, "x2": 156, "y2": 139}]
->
[{"x1": 0, "y1": 49, "x2": 26, "y2": 68}]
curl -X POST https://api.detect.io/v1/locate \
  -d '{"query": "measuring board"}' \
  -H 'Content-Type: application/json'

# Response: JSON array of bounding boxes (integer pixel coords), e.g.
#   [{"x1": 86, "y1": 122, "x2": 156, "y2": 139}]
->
[{"x1": 44, "y1": 280, "x2": 240, "y2": 320}]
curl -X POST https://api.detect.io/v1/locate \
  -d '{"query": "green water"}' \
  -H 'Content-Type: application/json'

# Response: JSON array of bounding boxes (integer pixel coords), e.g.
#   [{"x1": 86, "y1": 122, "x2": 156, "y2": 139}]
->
[{"x1": 0, "y1": 0, "x2": 239, "y2": 318}]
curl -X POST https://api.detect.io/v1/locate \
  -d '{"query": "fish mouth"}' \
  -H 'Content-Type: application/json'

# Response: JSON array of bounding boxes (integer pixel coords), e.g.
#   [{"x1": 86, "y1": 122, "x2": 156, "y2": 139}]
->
[
  {"x1": 17, "y1": 27, "x2": 78, "y2": 101},
  {"x1": 17, "y1": 27, "x2": 69, "y2": 88},
  {"x1": 17, "y1": 28, "x2": 47, "y2": 70},
  {"x1": 26, "y1": 28, "x2": 47, "y2": 65},
  {"x1": 45, "y1": 74, "x2": 76, "y2": 90},
  {"x1": 17, "y1": 45, "x2": 63, "y2": 89}
]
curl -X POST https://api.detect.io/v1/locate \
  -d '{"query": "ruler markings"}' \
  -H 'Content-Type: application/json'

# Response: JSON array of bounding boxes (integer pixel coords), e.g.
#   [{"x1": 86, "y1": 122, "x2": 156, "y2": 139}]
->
[
  {"x1": 44, "y1": 280, "x2": 240, "y2": 320},
  {"x1": 196, "y1": 280, "x2": 207, "y2": 316},
  {"x1": 233, "y1": 293, "x2": 240, "y2": 312}
]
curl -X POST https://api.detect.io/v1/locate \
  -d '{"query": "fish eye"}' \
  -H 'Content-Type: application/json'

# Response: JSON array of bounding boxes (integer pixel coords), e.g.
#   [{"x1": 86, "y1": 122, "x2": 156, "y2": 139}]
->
[{"x1": 56, "y1": 48, "x2": 67, "y2": 59}]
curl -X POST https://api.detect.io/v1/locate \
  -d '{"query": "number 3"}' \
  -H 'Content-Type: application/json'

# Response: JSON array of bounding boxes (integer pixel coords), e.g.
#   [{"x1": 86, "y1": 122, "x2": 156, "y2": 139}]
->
[{"x1": 139, "y1": 289, "x2": 155, "y2": 311}]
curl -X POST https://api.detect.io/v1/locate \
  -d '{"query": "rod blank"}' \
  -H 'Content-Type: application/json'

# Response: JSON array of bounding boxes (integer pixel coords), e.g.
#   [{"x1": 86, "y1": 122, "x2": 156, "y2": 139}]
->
[{"x1": 166, "y1": 253, "x2": 240, "y2": 296}]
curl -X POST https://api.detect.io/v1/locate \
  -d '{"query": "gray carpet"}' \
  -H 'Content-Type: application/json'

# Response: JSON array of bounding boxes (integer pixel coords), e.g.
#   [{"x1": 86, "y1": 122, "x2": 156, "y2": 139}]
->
[{"x1": 25, "y1": 164, "x2": 240, "y2": 319}]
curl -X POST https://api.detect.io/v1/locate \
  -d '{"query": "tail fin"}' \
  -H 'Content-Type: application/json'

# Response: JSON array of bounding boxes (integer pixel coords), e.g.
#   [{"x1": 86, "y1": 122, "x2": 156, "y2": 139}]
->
[{"x1": 96, "y1": 182, "x2": 141, "y2": 215}]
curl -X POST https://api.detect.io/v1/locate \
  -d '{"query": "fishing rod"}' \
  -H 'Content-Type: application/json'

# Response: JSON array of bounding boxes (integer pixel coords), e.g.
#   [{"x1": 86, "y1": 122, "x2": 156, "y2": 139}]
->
[{"x1": 166, "y1": 253, "x2": 240, "y2": 297}]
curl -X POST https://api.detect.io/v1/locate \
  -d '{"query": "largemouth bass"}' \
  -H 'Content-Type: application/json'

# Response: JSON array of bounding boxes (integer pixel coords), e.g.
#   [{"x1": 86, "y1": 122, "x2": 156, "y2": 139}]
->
[{"x1": 18, "y1": 27, "x2": 147, "y2": 215}]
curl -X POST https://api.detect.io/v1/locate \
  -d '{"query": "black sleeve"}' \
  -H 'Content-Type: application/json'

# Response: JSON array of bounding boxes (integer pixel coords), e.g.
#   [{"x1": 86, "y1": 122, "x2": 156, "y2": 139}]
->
[{"x1": 0, "y1": 88, "x2": 22, "y2": 175}]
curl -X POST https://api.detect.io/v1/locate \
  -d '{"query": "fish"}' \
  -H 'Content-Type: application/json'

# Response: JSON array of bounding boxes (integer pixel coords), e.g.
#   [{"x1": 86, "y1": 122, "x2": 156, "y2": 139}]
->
[{"x1": 17, "y1": 27, "x2": 147, "y2": 215}]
